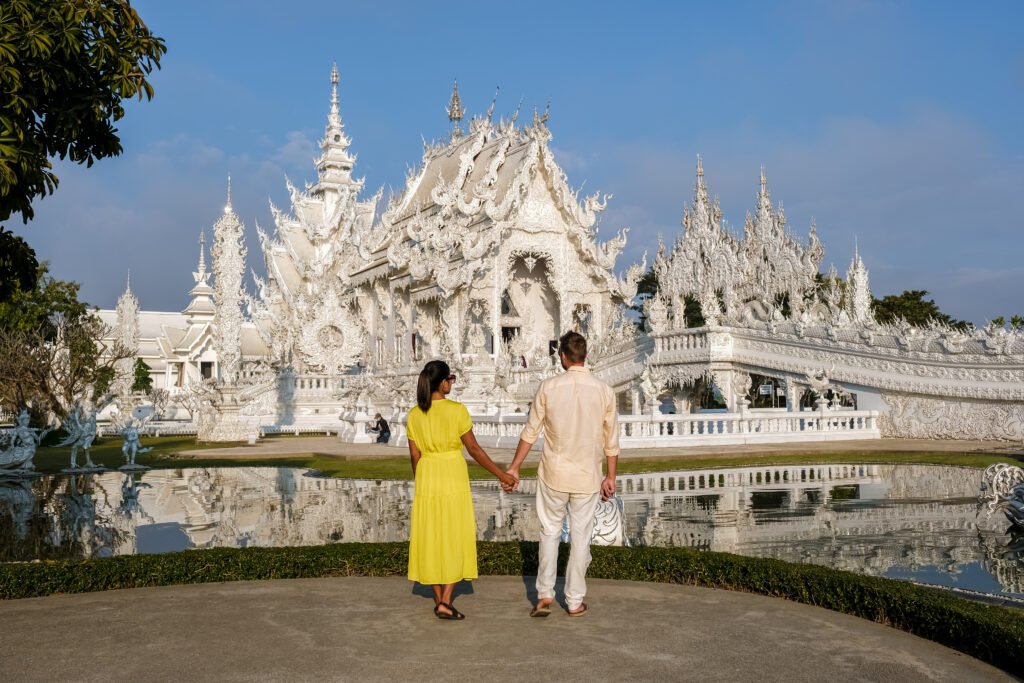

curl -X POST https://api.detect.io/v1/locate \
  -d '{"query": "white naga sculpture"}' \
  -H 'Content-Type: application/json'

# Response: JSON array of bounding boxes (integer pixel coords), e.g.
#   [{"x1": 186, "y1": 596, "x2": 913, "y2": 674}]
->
[
  {"x1": 0, "y1": 410, "x2": 54, "y2": 473},
  {"x1": 980, "y1": 463, "x2": 1024, "y2": 528}
]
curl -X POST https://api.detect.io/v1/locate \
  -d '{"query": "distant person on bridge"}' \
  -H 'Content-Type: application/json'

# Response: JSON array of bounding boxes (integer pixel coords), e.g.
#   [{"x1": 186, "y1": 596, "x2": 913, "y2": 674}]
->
[{"x1": 505, "y1": 331, "x2": 620, "y2": 617}]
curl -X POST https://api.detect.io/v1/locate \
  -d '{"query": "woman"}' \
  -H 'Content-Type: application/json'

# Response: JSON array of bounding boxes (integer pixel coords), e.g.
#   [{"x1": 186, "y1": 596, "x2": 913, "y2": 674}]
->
[{"x1": 407, "y1": 360, "x2": 517, "y2": 620}]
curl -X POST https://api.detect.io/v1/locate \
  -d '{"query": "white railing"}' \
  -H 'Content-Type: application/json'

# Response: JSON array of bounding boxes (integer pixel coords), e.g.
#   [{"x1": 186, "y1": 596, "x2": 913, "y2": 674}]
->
[
  {"x1": 615, "y1": 410, "x2": 880, "y2": 447},
  {"x1": 460, "y1": 409, "x2": 880, "y2": 449}
]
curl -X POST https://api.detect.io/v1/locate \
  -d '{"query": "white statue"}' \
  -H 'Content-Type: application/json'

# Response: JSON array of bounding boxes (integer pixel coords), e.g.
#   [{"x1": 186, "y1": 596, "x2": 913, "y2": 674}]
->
[
  {"x1": 56, "y1": 394, "x2": 113, "y2": 471},
  {"x1": 119, "y1": 417, "x2": 153, "y2": 470},
  {"x1": 0, "y1": 409, "x2": 54, "y2": 473}
]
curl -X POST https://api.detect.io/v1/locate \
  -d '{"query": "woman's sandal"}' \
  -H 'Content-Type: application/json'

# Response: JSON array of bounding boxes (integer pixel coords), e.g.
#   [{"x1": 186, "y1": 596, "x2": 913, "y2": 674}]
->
[{"x1": 434, "y1": 602, "x2": 465, "y2": 620}]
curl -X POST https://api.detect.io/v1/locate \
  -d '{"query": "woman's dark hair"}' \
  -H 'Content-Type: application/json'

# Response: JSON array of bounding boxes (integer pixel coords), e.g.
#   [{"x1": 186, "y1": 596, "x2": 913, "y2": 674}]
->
[{"x1": 416, "y1": 360, "x2": 451, "y2": 412}]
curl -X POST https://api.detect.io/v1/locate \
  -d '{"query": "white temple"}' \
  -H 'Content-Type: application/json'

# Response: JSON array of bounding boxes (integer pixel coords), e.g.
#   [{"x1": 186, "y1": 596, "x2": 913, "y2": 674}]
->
[{"x1": 98, "y1": 66, "x2": 1024, "y2": 443}]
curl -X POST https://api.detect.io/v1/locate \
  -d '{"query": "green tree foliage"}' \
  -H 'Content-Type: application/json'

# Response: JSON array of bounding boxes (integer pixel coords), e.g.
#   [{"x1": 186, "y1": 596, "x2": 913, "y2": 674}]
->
[
  {"x1": 0, "y1": 226, "x2": 38, "y2": 302},
  {"x1": 0, "y1": 0, "x2": 166, "y2": 222},
  {"x1": 991, "y1": 316, "x2": 1024, "y2": 330},
  {"x1": 0, "y1": 263, "x2": 87, "y2": 333},
  {"x1": 871, "y1": 290, "x2": 969, "y2": 330},
  {"x1": 131, "y1": 357, "x2": 151, "y2": 392},
  {"x1": 632, "y1": 268, "x2": 705, "y2": 329}
]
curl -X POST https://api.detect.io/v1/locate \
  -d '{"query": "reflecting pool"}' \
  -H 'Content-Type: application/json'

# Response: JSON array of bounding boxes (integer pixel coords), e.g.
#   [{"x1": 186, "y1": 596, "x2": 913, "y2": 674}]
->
[{"x1": 1, "y1": 464, "x2": 1020, "y2": 599}]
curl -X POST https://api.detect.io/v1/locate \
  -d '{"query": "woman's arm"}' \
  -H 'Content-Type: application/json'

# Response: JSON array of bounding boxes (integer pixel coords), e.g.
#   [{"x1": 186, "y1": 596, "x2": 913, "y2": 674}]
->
[
  {"x1": 461, "y1": 430, "x2": 516, "y2": 489},
  {"x1": 408, "y1": 439, "x2": 422, "y2": 476}
]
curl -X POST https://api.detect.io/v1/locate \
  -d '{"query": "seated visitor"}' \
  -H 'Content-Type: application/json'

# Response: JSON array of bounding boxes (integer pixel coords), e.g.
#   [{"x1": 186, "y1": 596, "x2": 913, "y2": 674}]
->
[{"x1": 367, "y1": 413, "x2": 390, "y2": 443}]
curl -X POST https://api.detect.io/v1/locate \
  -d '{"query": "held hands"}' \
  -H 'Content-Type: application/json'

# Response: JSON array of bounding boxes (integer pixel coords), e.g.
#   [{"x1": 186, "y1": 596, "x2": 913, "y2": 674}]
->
[
  {"x1": 500, "y1": 467, "x2": 520, "y2": 493},
  {"x1": 600, "y1": 475, "x2": 616, "y2": 501}
]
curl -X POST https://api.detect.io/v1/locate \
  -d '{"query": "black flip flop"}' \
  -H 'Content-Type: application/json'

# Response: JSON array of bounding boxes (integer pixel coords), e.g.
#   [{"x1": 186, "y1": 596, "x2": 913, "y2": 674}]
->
[{"x1": 434, "y1": 602, "x2": 465, "y2": 620}]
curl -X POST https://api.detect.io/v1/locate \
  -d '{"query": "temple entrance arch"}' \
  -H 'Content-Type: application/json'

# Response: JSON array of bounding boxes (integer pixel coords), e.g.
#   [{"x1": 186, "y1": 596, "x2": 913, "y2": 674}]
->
[{"x1": 499, "y1": 252, "x2": 560, "y2": 367}]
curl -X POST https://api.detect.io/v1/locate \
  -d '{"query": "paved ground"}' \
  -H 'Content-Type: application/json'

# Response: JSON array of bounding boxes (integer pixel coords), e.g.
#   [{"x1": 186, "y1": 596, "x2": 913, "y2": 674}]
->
[
  {"x1": 181, "y1": 436, "x2": 1021, "y2": 462},
  {"x1": 0, "y1": 576, "x2": 1010, "y2": 682}
]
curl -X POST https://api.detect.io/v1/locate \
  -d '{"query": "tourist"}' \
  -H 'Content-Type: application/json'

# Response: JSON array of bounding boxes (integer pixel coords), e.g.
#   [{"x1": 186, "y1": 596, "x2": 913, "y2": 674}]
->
[
  {"x1": 505, "y1": 331, "x2": 619, "y2": 617},
  {"x1": 406, "y1": 360, "x2": 517, "y2": 620},
  {"x1": 367, "y1": 413, "x2": 390, "y2": 444}
]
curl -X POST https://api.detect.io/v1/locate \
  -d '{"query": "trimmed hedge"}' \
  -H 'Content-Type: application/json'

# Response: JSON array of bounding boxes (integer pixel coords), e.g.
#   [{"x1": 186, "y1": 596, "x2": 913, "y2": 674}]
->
[{"x1": 3, "y1": 542, "x2": 1024, "y2": 675}]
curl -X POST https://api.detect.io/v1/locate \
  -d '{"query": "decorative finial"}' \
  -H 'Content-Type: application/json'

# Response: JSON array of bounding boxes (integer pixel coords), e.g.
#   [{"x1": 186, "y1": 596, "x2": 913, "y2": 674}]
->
[
  {"x1": 533, "y1": 100, "x2": 551, "y2": 127},
  {"x1": 760, "y1": 164, "x2": 766, "y2": 191},
  {"x1": 511, "y1": 98, "x2": 523, "y2": 125},
  {"x1": 330, "y1": 62, "x2": 340, "y2": 116},
  {"x1": 125, "y1": 269, "x2": 131, "y2": 293},
  {"x1": 446, "y1": 79, "x2": 464, "y2": 123},
  {"x1": 486, "y1": 86, "x2": 500, "y2": 121},
  {"x1": 696, "y1": 155, "x2": 704, "y2": 178},
  {"x1": 224, "y1": 174, "x2": 233, "y2": 213},
  {"x1": 198, "y1": 231, "x2": 207, "y2": 276}
]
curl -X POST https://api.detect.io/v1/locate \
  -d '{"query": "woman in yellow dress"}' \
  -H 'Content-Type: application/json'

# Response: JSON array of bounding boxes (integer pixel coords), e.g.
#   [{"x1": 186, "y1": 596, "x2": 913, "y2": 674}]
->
[{"x1": 407, "y1": 360, "x2": 517, "y2": 620}]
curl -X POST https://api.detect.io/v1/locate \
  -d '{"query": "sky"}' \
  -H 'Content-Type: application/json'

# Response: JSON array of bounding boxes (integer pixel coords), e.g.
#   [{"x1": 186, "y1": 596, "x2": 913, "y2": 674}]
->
[{"x1": 11, "y1": 0, "x2": 1024, "y2": 324}]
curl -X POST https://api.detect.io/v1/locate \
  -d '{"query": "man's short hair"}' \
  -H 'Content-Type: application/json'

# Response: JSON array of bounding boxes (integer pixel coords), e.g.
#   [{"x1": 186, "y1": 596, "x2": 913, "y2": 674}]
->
[{"x1": 559, "y1": 331, "x2": 587, "y2": 363}]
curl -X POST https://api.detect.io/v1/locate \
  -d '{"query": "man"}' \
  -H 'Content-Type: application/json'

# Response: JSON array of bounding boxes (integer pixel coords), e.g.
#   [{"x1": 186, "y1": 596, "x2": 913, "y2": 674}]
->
[
  {"x1": 367, "y1": 413, "x2": 391, "y2": 444},
  {"x1": 506, "y1": 331, "x2": 619, "y2": 617}
]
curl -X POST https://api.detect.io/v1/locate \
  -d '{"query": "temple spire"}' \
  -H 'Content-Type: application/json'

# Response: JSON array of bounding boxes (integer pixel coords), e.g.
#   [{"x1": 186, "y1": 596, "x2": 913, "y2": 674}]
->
[
  {"x1": 196, "y1": 231, "x2": 207, "y2": 282},
  {"x1": 446, "y1": 79, "x2": 464, "y2": 139},
  {"x1": 225, "y1": 175, "x2": 233, "y2": 214},
  {"x1": 314, "y1": 62, "x2": 356, "y2": 196},
  {"x1": 328, "y1": 62, "x2": 343, "y2": 130}
]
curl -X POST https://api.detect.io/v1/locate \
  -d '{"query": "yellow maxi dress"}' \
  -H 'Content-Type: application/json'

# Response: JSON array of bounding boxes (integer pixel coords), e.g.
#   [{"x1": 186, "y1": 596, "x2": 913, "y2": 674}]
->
[{"x1": 407, "y1": 398, "x2": 478, "y2": 585}]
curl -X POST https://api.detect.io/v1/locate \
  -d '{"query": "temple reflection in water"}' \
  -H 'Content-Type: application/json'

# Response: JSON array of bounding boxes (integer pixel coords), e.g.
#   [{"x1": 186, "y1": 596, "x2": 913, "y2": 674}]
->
[{"x1": 1, "y1": 464, "x2": 1019, "y2": 598}]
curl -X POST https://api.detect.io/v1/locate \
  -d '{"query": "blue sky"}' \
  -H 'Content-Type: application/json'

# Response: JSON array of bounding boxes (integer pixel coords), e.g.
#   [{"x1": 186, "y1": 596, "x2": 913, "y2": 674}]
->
[{"x1": 13, "y1": 0, "x2": 1024, "y2": 323}]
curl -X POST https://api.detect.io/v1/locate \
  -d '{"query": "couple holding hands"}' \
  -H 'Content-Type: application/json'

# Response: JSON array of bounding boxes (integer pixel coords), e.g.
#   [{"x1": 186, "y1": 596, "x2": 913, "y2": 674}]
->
[{"x1": 406, "y1": 331, "x2": 619, "y2": 619}]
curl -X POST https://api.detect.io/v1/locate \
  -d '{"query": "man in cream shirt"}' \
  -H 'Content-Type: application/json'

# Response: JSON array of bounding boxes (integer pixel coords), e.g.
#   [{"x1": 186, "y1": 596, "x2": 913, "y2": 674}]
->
[{"x1": 506, "y1": 331, "x2": 619, "y2": 617}]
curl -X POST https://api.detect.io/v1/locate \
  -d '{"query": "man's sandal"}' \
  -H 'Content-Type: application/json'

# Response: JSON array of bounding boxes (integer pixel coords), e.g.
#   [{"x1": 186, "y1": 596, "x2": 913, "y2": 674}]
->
[
  {"x1": 434, "y1": 602, "x2": 465, "y2": 620},
  {"x1": 568, "y1": 603, "x2": 588, "y2": 617},
  {"x1": 529, "y1": 601, "x2": 552, "y2": 618}
]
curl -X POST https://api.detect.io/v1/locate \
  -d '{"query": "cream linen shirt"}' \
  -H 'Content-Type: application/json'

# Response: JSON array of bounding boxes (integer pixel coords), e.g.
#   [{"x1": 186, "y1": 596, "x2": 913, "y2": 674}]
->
[{"x1": 520, "y1": 365, "x2": 620, "y2": 494}]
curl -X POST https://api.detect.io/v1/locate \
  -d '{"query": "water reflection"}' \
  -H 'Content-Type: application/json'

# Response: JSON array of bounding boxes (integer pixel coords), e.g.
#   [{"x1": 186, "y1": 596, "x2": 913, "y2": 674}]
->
[{"x1": 1, "y1": 464, "x2": 1021, "y2": 599}]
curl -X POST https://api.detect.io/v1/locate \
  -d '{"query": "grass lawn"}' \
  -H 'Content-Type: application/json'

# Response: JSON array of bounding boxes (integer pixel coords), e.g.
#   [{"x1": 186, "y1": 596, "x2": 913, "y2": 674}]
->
[{"x1": 25, "y1": 434, "x2": 1022, "y2": 480}]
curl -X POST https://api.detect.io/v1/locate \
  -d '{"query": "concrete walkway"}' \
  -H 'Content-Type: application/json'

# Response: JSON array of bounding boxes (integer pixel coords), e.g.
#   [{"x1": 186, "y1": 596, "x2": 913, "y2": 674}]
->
[
  {"x1": 181, "y1": 435, "x2": 1020, "y2": 462},
  {"x1": 0, "y1": 576, "x2": 1011, "y2": 682}
]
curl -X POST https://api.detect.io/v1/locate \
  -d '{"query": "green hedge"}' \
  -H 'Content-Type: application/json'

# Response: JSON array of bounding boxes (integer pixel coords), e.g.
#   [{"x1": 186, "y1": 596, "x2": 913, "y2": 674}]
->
[{"x1": 3, "y1": 542, "x2": 1024, "y2": 675}]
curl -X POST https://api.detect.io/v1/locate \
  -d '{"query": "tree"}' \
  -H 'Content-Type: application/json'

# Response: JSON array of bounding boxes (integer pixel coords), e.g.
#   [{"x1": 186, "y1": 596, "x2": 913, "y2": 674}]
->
[
  {"x1": 0, "y1": 0, "x2": 166, "y2": 223},
  {"x1": 0, "y1": 226, "x2": 38, "y2": 302},
  {"x1": 991, "y1": 316, "x2": 1024, "y2": 330},
  {"x1": 0, "y1": 313, "x2": 131, "y2": 421},
  {"x1": 632, "y1": 268, "x2": 705, "y2": 329},
  {"x1": 131, "y1": 357, "x2": 151, "y2": 392},
  {"x1": 0, "y1": 263, "x2": 88, "y2": 333},
  {"x1": 871, "y1": 290, "x2": 969, "y2": 330},
  {"x1": 0, "y1": 263, "x2": 129, "y2": 420}
]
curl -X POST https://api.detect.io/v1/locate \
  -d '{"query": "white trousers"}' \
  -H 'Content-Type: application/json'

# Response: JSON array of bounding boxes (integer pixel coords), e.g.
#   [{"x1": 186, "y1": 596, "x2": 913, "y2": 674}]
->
[{"x1": 535, "y1": 479, "x2": 600, "y2": 610}]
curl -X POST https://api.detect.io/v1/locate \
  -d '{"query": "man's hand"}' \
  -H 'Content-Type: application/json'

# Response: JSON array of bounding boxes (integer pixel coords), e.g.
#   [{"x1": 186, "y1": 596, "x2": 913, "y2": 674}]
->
[
  {"x1": 601, "y1": 475, "x2": 616, "y2": 501},
  {"x1": 503, "y1": 467, "x2": 520, "y2": 492}
]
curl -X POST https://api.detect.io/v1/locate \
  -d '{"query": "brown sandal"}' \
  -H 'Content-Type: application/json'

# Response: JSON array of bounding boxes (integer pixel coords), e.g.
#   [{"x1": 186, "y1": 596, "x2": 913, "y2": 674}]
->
[{"x1": 568, "y1": 603, "x2": 588, "y2": 617}]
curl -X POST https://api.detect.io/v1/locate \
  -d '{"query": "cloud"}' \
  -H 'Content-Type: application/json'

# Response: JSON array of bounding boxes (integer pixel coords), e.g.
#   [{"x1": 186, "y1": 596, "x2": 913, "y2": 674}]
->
[
  {"x1": 272, "y1": 131, "x2": 318, "y2": 170},
  {"x1": 549, "y1": 145, "x2": 588, "y2": 171}
]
